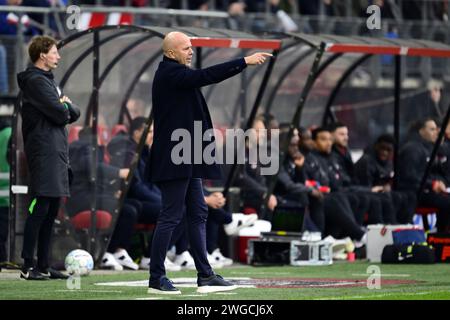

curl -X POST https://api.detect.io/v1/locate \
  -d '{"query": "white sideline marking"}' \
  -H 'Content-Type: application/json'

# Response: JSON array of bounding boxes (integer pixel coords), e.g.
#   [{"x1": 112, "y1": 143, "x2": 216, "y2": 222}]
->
[
  {"x1": 95, "y1": 280, "x2": 148, "y2": 287},
  {"x1": 55, "y1": 290, "x2": 123, "y2": 293},
  {"x1": 351, "y1": 274, "x2": 411, "y2": 277},
  {"x1": 214, "y1": 292, "x2": 237, "y2": 295},
  {"x1": 95, "y1": 277, "x2": 252, "y2": 288},
  {"x1": 314, "y1": 282, "x2": 361, "y2": 287},
  {"x1": 230, "y1": 272, "x2": 291, "y2": 275}
]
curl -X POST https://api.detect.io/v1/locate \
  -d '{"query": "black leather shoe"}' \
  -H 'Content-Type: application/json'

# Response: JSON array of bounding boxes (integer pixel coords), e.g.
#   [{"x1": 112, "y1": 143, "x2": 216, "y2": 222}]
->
[
  {"x1": 39, "y1": 267, "x2": 69, "y2": 280},
  {"x1": 20, "y1": 267, "x2": 50, "y2": 280},
  {"x1": 197, "y1": 274, "x2": 237, "y2": 293},
  {"x1": 148, "y1": 277, "x2": 181, "y2": 295}
]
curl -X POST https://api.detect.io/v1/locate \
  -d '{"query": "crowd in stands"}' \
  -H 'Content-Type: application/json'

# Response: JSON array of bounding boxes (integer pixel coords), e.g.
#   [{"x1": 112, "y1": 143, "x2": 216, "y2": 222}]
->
[
  {"x1": 1, "y1": 1, "x2": 448, "y2": 96},
  {"x1": 64, "y1": 0, "x2": 449, "y2": 22}
]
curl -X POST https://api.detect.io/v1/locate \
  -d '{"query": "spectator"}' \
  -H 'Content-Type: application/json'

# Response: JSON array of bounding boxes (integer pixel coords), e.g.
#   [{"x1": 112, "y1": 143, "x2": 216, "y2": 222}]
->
[
  {"x1": 401, "y1": 0, "x2": 424, "y2": 38},
  {"x1": 296, "y1": 0, "x2": 335, "y2": 33},
  {"x1": 401, "y1": 0, "x2": 423, "y2": 20},
  {"x1": 164, "y1": 0, "x2": 205, "y2": 9},
  {"x1": 297, "y1": 0, "x2": 334, "y2": 15},
  {"x1": 0, "y1": 0, "x2": 31, "y2": 36},
  {"x1": 71, "y1": 0, "x2": 121, "y2": 5},
  {"x1": 429, "y1": 0, "x2": 448, "y2": 21},
  {"x1": 21, "y1": 0, "x2": 56, "y2": 35},
  {"x1": 1, "y1": 0, "x2": 36, "y2": 93}
]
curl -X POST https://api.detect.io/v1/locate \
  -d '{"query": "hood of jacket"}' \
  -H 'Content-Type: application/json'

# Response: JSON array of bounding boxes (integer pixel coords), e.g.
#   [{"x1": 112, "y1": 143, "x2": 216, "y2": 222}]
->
[{"x1": 17, "y1": 65, "x2": 54, "y2": 91}]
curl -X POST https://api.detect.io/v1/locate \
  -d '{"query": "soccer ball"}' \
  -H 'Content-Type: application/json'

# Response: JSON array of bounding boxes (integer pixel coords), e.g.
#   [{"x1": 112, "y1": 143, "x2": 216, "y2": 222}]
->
[{"x1": 65, "y1": 249, "x2": 94, "y2": 276}]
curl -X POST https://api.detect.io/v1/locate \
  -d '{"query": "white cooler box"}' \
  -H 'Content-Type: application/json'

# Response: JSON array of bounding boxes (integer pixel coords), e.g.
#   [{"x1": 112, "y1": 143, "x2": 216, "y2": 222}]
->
[{"x1": 367, "y1": 224, "x2": 424, "y2": 262}]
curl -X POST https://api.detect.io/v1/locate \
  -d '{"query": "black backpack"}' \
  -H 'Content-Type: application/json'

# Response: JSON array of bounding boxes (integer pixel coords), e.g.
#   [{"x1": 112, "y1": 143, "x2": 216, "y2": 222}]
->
[{"x1": 381, "y1": 244, "x2": 435, "y2": 264}]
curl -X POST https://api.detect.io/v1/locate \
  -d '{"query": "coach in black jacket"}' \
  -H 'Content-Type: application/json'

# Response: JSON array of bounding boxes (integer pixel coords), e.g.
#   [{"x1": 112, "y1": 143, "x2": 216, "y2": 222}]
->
[
  {"x1": 17, "y1": 36, "x2": 80, "y2": 280},
  {"x1": 148, "y1": 31, "x2": 271, "y2": 294}
]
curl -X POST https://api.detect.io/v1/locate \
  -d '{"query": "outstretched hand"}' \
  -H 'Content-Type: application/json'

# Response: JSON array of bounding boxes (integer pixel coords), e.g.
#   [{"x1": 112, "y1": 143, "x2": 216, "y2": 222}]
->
[{"x1": 244, "y1": 52, "x2": 273, "y2": 65}]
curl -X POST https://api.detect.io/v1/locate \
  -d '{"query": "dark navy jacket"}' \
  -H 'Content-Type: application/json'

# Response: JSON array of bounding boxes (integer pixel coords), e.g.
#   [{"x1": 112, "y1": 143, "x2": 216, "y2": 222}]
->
[{"x1": 149, "y1": 56, "x2": 247, "y2": 182}]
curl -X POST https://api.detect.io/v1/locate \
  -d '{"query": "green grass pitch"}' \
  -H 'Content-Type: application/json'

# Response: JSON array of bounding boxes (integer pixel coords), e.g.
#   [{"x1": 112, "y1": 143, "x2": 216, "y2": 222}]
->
[{"x1": 0, "y1": 261, "x2": 449, "y2": 300}]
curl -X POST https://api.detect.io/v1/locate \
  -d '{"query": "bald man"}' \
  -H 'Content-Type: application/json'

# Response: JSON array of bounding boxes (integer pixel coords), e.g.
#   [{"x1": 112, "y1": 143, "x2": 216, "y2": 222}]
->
[{"x1": 148, "y1": 31, "x2": 271, "y2": 294}]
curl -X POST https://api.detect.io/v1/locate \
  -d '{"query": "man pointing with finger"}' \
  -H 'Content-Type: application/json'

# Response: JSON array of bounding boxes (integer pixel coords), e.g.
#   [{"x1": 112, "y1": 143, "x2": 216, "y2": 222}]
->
[{"x1": 148, "y1": 31, "x2": 272, "y2": 294}]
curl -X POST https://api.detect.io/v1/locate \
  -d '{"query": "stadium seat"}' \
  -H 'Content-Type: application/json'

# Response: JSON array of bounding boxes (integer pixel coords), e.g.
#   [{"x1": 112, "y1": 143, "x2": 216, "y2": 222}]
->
[
  {"x1": 68, "y1": 125, "x2": 83, "y2": 143},
  {"x1": 97, "y1": 125, "x2": 110, "y2": 146},
  {"x1": 68, "y1": 125, "x2": 112, "y2": 146},
  {"x1": 111, "y1": 124, "x2": 128, "y2": 136},
  {"x1": 243, "y1": 207, "x2": 257, "y2": 215},
  {"x1": 69, "y1": 210, "x2": 113, "y2": 254},
  {"x1": 71, "y1": 210, "x2": 113, "y2": 230}
]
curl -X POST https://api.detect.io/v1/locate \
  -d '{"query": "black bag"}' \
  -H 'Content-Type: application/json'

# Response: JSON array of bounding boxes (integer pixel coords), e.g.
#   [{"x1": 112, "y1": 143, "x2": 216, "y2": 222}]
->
[{"x1": 381, "y1": 244, "x2": 435, "y2": 264}]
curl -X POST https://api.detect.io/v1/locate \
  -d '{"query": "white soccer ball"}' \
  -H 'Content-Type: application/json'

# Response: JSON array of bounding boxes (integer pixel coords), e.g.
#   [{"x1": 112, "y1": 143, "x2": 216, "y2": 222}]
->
[{"x1": 64, "y1": 249, "x2": 94, "y2": 276}]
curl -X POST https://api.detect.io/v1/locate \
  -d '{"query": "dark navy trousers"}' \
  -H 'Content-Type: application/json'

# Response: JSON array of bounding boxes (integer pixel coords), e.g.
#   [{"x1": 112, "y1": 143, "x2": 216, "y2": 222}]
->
[{"x1": 149, "y1": 178, "x2": 213, "y2": 282}]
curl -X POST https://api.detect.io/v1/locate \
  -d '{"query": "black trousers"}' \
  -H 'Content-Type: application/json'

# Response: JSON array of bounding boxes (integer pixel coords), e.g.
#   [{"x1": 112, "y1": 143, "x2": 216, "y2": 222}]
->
[
  {"x1": 391, "y1": 191, "x2": 416, "y2": 224},
  {"x1": 364, "y1": 192, "x2": 395, "y2": 225},
  {"x1": 206, "y1": 207, "x2": 232, "y2": 254},
  {"x1": 21, "y1": 197, "x2": 60, "y2": 269},
  {"x1": 375, "y1": 193, "x2": 397, "y2": 224},
  {"x1": 307, "y1": 195, "x2": 325, "y2": 233},
  {"x1": 346, "y1": 191, "x2": 391, "y2": 225},
  {"x1": 276, "y1": 192, "x2": 325, "y2": 233},
  {"x1": 171, "y1": 216, "x2": 193, "y2": 255},
  {"x1": 345, "y1": 192, "x2": 367, "y2": 224},
  {"x1": 107, "y1": 199, "x2": 139, "y2": 253},
  {"x1": 323, "y1": 193, "x2": 365, "y2": 241},
  {"x1": 0, "y1": 206, "x2": 8, "y2": 262},
  {"x1": 150, "y1": 178, "x2": 213, "y2": 283}
]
